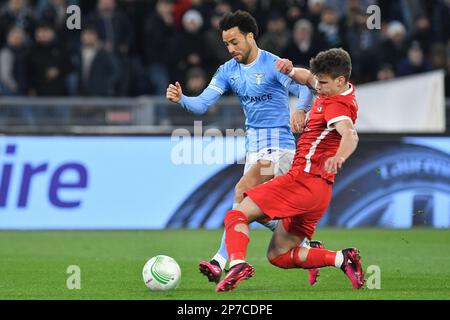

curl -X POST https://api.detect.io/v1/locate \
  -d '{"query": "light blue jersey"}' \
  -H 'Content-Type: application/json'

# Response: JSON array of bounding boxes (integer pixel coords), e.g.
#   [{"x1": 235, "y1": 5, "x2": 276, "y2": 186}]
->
[{"x1": 179, "y1": 49, "x2": 313, "y2": 151}]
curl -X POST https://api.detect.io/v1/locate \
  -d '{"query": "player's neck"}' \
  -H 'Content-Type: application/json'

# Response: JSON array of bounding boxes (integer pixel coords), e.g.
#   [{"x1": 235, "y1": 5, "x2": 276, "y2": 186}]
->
[
  {"x1": 244, "y1": 46, "x2": 259, "y2": 65},
  {"x1": 336, "y1": 83, "x2": 351, "y2": 95}
]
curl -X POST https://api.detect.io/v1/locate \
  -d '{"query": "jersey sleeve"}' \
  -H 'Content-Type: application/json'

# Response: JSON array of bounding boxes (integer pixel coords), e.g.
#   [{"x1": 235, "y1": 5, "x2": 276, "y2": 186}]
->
[
  {"x1": 324, "y1": 102, "x2": 354, "y2": 129},
  {"x1": 274, "y1": 66, "x2": 295, "y2": 90},
  {"x1": 179, "y1": 87, "x2": 222, "y2": 114},
  {"x1": 178, "y1": 65, "x2": 229, "y2": 114},
  {"x1": 274, "y1": 65, "x2": 313, "y2": 112},
  {"x1": 287, "y1": 82, "x2": 313, "y2": 112},
  {"x1": 207, "y1": 65, "x2": 230, "y2": 95}
]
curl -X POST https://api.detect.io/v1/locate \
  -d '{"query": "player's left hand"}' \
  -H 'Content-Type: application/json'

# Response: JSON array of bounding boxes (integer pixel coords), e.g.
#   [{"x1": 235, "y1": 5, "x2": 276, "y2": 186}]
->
[
  {"x1": 290, "y1": 109, "x2": 306, "y2": 133},
  {"x1": 275, "y1": 58, "x2": 293, "y2": 75},
  {"x1": 324, "y1": 156, "x2": 346, "y2": 174}
]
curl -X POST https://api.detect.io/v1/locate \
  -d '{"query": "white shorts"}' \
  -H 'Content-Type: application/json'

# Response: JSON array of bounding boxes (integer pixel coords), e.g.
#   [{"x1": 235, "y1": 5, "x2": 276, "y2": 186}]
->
[{"x1": 243, "y1": 147, "x2": 295, "y2": 177}]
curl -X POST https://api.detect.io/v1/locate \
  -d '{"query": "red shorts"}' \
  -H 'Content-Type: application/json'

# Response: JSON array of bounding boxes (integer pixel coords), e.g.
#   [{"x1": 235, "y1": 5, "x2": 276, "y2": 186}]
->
[{"x1": 244, "y1": 169, "x2": 332, "y2": 240}]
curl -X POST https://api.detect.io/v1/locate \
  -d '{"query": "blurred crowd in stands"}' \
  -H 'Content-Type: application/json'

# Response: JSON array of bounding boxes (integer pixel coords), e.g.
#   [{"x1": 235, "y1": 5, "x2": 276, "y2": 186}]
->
[{"x1": 0, "y1": 0, "x2": 449, "y2": 99}]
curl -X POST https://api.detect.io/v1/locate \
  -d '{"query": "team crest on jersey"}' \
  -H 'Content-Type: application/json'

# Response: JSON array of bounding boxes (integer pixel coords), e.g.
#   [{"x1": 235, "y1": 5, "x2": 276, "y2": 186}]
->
[
  {"x1": 317, "y1": 105, "x2": 323, "y2": 112},
  {"x1": 254, "y1": 73, "x2": 264, "y2": 85}
]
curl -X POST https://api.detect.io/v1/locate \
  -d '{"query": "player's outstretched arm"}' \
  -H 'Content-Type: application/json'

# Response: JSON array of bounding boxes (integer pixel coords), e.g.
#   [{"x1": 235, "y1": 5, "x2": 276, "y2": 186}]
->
[
  {"x1": 166, "y1": 80, "x2": 223, "y2": 115},
  {"x1": 166, "y1": 81, "x2": 183, "y2": 103},
  {"x1": 324, "y1": 120, "x2": 359, "y2": 174},
  {"x1": 275, "y1": 59, "x2": 317, "y2": 90}
]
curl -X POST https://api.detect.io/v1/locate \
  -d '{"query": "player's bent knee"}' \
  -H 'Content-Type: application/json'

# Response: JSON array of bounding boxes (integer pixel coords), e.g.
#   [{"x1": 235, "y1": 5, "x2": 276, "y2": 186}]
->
[
  {"x1": 234, "y1": 178, "x2": 256, "y2": 197},
  {"x1": 267, "y1": 247, "x2": 286, "y2": 261},
  {"x1": 234, "y1": 182, "x2": 247, "y2": 200}
]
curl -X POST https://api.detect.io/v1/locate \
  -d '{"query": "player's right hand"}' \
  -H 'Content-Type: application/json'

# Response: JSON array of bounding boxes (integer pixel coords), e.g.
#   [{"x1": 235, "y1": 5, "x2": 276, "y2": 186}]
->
[
  {"x1": 290, "y1": 109, "x2": 306, "y2": 133},
  {"x1": 324, "y1": 156, "x2": 346, "y2": 174},
  {"x1": 166, "y1": 81, "x2": 182, "y2": 103},
  {"x1": 275, "y1": 58, "x2": 294, "y2": 75}
]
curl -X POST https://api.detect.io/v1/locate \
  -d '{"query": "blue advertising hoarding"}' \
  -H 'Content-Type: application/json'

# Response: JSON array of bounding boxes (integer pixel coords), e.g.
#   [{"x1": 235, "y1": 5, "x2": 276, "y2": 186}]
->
[
  {"x1": 0, "y1": 136, "x2": 244, "y2": 229},
  {"x1": 1, "y1": 136, "x2": 449, "y2": 229}
]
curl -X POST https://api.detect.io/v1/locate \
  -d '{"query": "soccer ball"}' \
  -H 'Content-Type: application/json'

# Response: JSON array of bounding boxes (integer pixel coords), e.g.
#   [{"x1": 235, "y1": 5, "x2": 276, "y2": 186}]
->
[{"x1": 142, "y1": 255, "x2": 181, "y2": 291}]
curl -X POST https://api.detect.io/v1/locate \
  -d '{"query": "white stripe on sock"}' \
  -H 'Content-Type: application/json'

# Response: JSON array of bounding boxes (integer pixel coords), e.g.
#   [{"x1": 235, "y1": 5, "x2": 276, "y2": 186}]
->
[
  {"x1": 335, "y1": 251, "x2": 344, "y2": 268},
  {"x1": 212, "y1": 254, "x2": 227, "y2": 270},
  {"x1": 229, "y1": 259, "x2": 246, "y2": 268}
]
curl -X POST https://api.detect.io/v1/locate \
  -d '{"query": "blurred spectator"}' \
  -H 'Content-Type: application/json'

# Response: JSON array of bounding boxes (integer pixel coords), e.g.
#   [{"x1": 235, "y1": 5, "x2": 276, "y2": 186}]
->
[
  {"x1": 304, "y1": 0, "x2": 325, "y2": 28},
  {"x1": 0, "y1": 26, "x2": 28, "y2": 95},
  {"x1": 430, "y1": 43, "x2": 448, "y2": 70},
  {"x1": 268, "y1": 0, "x2": 306, "y2": 29},
  {"x1": 411, "y1": 15, "x2": 433, "y2": 55},
  {"x1": 340, "y1": 5, "x2": 379, "y2": 83},
  {"x1": 203, "y1": 10, "x2": 231, "y2": 75},
  {"x1": 116, "y1": 0, "x2": 153, "y2": 55},
  {"x1": 0, "y1": 0, "x2": 36, "y2": 47},
  {"x1": 39, "y1": 0, "x2": 67, "y2": 32},
  {"x1": 77, "y1": 26, "x2": 119, "y2": 96},
  {"x1": 431, "y1": 0, "x2": 450, "y2": 44},
  {"x1": 396, "y1": 41, "x2": 432, "y2": 77},
  {"x1": 317, "y1": 6, "x2": 341, "y2": 47},
  {"x1": 26, "y1": 23, "x2": 73, "y2": 124},
  {"x1": 377, "y1": 0, "x2": 410, "y2": 26},
  {"x1": 189, "y1": 0, "x2": 214, "y2": 29},
  {"x1": 327, "y1": 0, "x2": 369, "y2": 19},
  {"x1": 27, "y1": 23, "x2": 73, "y2": 96},
  {"x1": 235, "y1": 0, "x2": 269, "y2": 34},
  {"x1": 214, "y1": 0, "x2": 232, "y2": 16},
  {"x1": 86, "y1": 0, "x2": 132, "y2": 95},
  {"x1": 86, "y1": 0, "x2": 133, "y2": 56},
  {"x1": 0, "y1": 0, "x2": 448, "y2": 103},
  {"x1": 376, "y1": 64, "x2": 396, "y2": 81},
  {"x1": 172, "y1": 0, "x2": 191, "y2": 31},
  {"x1": 282, "y1": 18, "x2": 326, "y2": 67},
  {"x1": 338, "y1": 0, "x2": 365, "y2": 34},
  {"x1": 259, "y1": 12, "x2": 290, "y2": 57},
  {"x1": 379, "y1": 21, "x2": 409, "y2": 68},
  {"x1": 169, "y1": 9, "x2": 206, "y2": 83},
  {"x1": 142, "y1": 0, "x2": 175, "y2": 95},
  {"x1": 184, "y1": 66, "x2": 207, "y2": 96},
  {"x1": 38, "y1": 0, "x2": 81, "y2": 53}
]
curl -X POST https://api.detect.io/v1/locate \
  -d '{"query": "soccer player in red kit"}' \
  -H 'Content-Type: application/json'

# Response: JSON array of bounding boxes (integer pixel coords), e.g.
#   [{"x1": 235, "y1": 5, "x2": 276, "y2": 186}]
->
[{"x1": 215, "y1": 48, "x2": 365, "y2": 292}]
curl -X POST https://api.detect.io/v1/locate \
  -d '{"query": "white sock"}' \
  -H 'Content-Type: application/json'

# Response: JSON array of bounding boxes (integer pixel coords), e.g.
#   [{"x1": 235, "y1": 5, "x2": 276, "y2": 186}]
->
[
  {"x1": 232, "y1": 203, "x2": 240, "y2": 209},
  {"x1": 335, "y1": 251, "x2": 344, "y2": 268},
  {"x1": 212, "y1": 253, "x2": 227, "y2": 270},
  {"x1": 300, "y1": 237, "x2": 310, "y2": 248},
  {"x1": 229, "y1": 259, "x2": 246, "y2": 268}
]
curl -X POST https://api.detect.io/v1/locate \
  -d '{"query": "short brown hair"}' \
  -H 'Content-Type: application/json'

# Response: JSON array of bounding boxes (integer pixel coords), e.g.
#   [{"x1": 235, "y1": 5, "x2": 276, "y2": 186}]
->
[{"x1": 310, "y1": 48, "x2": 352, "y2": 81}]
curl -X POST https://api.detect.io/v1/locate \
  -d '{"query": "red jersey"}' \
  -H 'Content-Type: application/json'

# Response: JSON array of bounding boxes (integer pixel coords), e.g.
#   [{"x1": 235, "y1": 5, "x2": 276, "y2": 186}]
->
[{"x1": 292, "y1": 83, "x2": 358, "y2": 183}]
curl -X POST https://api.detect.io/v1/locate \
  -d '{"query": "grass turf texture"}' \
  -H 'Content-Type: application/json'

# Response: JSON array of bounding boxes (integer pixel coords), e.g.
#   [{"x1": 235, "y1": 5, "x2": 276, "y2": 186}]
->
[{"x1": 0, "y1": 229, "x2": 449, "y2": 300}]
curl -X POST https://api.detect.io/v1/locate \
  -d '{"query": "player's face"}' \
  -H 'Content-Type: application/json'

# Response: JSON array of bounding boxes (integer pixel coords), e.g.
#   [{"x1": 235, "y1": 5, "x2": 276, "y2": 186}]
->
[
  {"x1": 222, "y1": 27, "x2": 253, "y2": 64},
  {"x1": 314, "y1": 74, "x2": 346, "y2": 97}
]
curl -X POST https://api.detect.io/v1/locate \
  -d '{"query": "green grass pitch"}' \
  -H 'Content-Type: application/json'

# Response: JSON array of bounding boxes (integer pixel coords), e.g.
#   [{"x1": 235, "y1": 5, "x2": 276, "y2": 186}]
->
[{"x1": 0, "y1": 229, "x2": 449, "y2": 300}]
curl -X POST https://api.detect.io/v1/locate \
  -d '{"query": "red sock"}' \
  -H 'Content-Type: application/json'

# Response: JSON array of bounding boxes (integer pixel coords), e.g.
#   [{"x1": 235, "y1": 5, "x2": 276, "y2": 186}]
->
[
  {"x1": 270, "y1": 247, "x2": 337, "y2": 269},
  {"x1": 224, "y1": 210, "x2": 249, "y2": 262},
  {"x1": 299, "y1": 248, "x2": 337, "y2": 268}
]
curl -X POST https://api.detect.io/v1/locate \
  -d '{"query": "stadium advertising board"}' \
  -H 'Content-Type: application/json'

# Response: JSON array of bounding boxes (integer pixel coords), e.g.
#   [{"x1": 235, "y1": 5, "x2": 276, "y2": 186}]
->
[{"x1": 1, "y1": 136, "x2": 449, "y2": 229}]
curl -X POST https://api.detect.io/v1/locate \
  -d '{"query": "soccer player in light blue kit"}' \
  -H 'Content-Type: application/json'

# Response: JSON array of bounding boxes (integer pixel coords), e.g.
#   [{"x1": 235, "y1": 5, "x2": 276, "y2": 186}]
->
[{"x1": 166, "y1": 10, "x2": 323, "y2": 286}]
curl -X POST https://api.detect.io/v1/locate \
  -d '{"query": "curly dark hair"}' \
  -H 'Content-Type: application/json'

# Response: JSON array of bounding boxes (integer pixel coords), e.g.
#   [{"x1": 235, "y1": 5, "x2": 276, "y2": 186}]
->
[
  {"x1": 310, "y1": 48, "x2": 352, "y2": 81},
  {"x1": 219, "y1": 10, "x2": 259, "y2": 38}
]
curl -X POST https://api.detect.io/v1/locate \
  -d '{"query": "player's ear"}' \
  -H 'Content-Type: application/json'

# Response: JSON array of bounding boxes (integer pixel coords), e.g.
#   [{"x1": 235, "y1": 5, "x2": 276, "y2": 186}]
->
[{"x1": 336, "y1": 76, "x2": 346, "y2": 87}]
